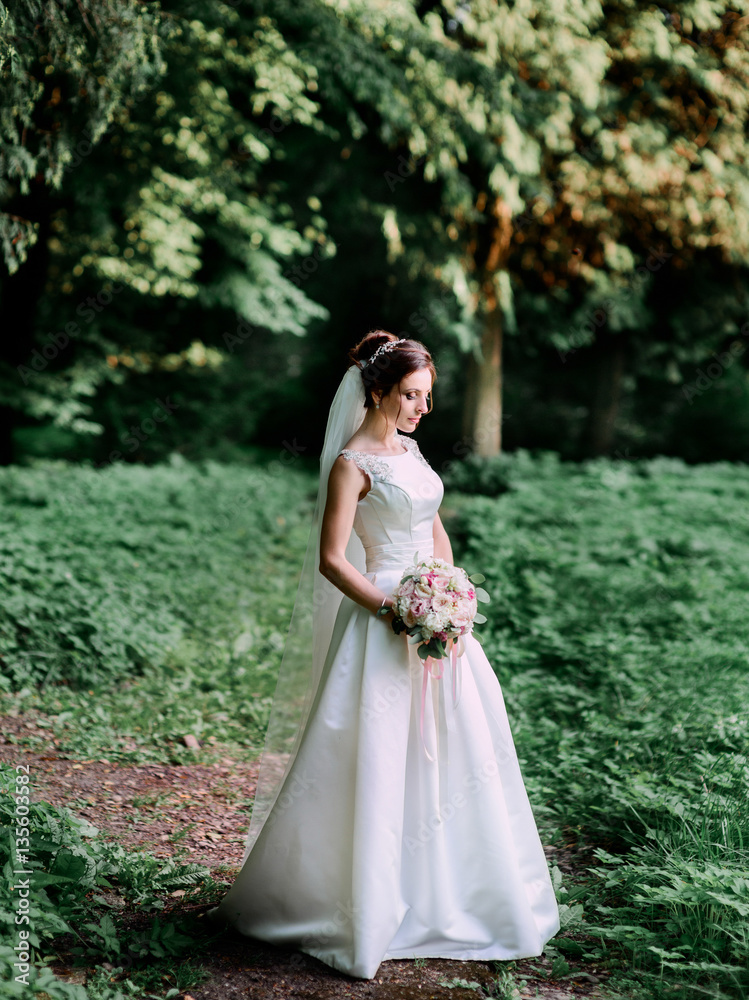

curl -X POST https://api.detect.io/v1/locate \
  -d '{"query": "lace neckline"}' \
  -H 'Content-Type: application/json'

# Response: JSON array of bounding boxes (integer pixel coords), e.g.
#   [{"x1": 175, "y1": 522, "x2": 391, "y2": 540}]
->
[{"x1": 343, "y1": 433, "x2": 411, "y2": 459}]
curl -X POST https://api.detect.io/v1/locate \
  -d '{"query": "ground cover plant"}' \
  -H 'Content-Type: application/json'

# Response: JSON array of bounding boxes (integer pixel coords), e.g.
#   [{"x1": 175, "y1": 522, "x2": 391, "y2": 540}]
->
[
  {"x1": 0, "y1": 761, "x2": 224, "y2": 999},
  {"x1": 445, "y1": 452, "x2": 749, "y2": 999},
  {"x1": 1, "y1": 453, "x2": 748, "y2": 999},
  {"x1": 0, "y1": 455, "x2": 316, "y2": 763}
]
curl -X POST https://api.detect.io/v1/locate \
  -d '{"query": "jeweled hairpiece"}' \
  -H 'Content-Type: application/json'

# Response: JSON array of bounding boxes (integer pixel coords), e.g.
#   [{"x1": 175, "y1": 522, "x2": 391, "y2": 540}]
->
[{"x1": 360, "y1": 338, "x2": 407, "y2": 368}]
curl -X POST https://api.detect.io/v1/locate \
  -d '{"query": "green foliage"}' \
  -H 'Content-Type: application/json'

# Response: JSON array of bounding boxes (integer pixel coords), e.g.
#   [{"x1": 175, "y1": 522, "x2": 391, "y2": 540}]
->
[
  {"x1": 436, "y1": 971, "x2": 528, "y2": 999},
  {"x1": 0, "y1": 0, "x2": 331, "y2": 448},
  {"x1": 0, "y1": 0, "x2": 166, "y2": 273},
  {"x1": 0, "y1": 456, "x2": 314, "y2": 691},
  {"x1": 3, "y1": 454, "x2": 749, "y2": 997},
  {"x1": 443, "y1": 449, "x2": 566, "y2": 496},
  {"x1": 447, "y1": 452, "x2": 749, "y2": 997},
  {"x1": 0, "y1": 763, "x2": 219, "y2": 1000},
  {"x1": 3, "y1": 0, "x2": 749, "y2": 467}
]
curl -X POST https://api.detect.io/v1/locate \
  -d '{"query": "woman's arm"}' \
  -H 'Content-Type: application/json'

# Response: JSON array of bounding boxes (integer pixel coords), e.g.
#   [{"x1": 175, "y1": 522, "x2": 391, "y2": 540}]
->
[
  {"x1": 433, "y1": 511, "x2": 454, "y2": 563},
  {"x1": 319, "y1": 455, "x2": 396, "y2": 620}
]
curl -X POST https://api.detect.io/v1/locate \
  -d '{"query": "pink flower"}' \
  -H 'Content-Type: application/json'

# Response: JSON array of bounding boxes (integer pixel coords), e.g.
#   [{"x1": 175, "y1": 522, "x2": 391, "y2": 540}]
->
[{"x1": 451, "y1": 607, "x2": 473, "y2": 629}]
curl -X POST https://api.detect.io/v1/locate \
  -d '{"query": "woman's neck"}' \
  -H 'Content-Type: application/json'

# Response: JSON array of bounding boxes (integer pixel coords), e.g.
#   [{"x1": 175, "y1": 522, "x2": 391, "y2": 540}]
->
[{"x1": 357, "y1": 410, "x2": 400, "y2": 448}]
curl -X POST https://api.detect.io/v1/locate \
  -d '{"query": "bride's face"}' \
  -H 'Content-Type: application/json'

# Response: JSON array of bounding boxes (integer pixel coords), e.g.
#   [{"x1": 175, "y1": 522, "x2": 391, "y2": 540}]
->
[{"x1": 377, "y1": 368, "x2": 433, "y2": 431}]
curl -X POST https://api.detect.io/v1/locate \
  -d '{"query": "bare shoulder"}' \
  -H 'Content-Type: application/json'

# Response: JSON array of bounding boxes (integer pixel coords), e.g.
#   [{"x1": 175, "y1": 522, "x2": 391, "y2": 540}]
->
[
  {"x1": 331, "y1": 451, "x2": 364, "y2": 475},
  {"x1": 329, "y1": 452, "x2": 369, "y2": 497}
]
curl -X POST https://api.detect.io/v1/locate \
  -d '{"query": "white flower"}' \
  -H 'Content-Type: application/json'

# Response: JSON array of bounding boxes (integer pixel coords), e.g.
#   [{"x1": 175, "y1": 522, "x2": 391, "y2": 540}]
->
[
  {"x1": 451, "y1": 607, "x2": 473, "y2": 629},
  {"x1": 424, "y1": 611, "x2": 441, "y2": 634},
  {"x1": 431, "y1": 591, "x2": 454, "y2": 615}
]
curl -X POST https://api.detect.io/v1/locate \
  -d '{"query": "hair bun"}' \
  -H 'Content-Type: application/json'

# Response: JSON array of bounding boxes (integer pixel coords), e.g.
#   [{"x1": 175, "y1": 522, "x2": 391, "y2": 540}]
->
[{"x1": 347, "y1": 330, "x2": 399, "y2": 369}]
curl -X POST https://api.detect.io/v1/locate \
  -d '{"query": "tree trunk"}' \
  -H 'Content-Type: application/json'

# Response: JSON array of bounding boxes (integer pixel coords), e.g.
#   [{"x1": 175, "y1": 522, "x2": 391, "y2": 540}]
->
[
  {"x1": 0, "y1": 184, "x2": 51, "y2": 465},
  {"x1": 461, "y1": 195, "x2": 512, "y2": 457},
  {"x1": 581, "y1": 335, "x2": 626, "y2": 456},
  {"x1": 463, "y1": 309, "x2": 503, "y2": 456},
  {"x1": 0, "y1": 407, "x2": 14, "y2": 466}
]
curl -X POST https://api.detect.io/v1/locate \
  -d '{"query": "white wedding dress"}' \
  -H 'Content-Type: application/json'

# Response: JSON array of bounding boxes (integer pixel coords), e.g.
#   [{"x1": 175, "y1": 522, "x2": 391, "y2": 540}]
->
[{"x1": 210, "y1": 432, "x2": 560, "y2": 979}]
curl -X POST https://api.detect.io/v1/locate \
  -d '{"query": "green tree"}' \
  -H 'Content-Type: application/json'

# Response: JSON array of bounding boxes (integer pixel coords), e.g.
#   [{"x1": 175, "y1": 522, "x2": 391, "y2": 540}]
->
[
  {"x1": 3, "y1": 0, "x2": 749, "y2": 464},
  {"x1": 0, "y1": 1, "x2": 330, "y2": 462},
  {"x1": 286, "y1": 0, "x2": 749, "y2": 455}
]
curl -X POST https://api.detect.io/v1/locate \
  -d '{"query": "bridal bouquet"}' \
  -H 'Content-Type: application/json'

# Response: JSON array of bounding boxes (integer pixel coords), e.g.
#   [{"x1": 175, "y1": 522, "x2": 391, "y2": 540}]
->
[
  {"x1": 385, "y1": 556, "x2": 491, "y2": 661},
  {"x1": 382, "y1": 555, "x2": 491, "y2": 760}
]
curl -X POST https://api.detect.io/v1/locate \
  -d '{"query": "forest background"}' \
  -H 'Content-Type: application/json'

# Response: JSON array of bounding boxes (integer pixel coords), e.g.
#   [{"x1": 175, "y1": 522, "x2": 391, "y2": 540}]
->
[
  {"x1": 2, "y1": 4, "x2": 749, "y2": 1000},
  {"x1": 2, "y1": 0, "x2": 749, "y2": 468}
]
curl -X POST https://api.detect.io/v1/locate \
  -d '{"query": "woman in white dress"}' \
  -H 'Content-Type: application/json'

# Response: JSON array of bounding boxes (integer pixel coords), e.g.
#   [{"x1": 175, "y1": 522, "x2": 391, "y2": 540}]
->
[{"x1": 209, "y1": 331, "x2": 560, "y2": 979}]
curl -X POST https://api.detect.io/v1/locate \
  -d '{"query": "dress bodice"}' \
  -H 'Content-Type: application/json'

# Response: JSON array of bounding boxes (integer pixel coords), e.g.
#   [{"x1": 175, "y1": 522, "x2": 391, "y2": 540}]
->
[{"x1": 339, "y1": 433, "x2": 444, "y2": 572}]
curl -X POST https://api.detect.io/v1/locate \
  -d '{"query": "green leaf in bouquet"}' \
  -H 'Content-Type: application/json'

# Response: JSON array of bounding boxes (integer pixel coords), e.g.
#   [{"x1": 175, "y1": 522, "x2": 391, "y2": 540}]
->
[
  {"x1": 408, "y1": 632, "x2": 423, "y2": 644},
  {"x1": 472, "y1": 631, "x2": 484, "y2": 644},
  {"x1": 475, "y1": 587, "x2": 491, "y2": 604},
  {"x1": 418, "y1": 644, "x2": 431, "y2": 660},
  {"x1": 469, "y1": 572, "x2": 486, "y2": 584},
  {"x1": 474, "y1": 612, "x2": 487, "y2": 624}
]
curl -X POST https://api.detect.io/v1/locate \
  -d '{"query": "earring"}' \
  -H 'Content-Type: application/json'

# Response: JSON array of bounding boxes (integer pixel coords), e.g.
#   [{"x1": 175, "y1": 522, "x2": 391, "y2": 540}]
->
[{"x1": 375, "y1": 401, "x2": 380, "y2": 409}]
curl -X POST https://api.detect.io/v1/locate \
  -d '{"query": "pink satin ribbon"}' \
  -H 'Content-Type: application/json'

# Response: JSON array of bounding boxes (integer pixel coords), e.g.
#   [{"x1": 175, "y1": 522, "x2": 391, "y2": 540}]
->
[{"x1": 419, "y1": 636, "x2": 464, "y2": 761}]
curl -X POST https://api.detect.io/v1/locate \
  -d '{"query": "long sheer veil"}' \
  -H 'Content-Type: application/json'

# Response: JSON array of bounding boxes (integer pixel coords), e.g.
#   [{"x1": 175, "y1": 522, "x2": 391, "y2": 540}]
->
[{"x1": 244, "y1": 365, "x2": 367, "y2": 860}]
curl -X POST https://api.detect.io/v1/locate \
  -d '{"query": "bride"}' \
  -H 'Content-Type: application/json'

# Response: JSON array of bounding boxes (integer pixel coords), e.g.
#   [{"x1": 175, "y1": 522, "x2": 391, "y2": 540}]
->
[{"x1": 208, "y1": 331, "x2": 560, "y2": 979}]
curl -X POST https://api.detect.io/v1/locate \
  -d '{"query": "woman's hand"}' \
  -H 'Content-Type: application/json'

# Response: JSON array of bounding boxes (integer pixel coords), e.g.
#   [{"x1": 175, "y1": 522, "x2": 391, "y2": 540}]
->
[{"x1": 376, "y1": 599, "x2": 396, "y2": 627}]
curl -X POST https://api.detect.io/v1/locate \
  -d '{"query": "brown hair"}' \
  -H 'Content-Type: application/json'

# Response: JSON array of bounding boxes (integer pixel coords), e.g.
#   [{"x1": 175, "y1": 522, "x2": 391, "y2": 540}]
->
[{"x1": 348, "y1": 330, "x2": 436, "y2": 413}]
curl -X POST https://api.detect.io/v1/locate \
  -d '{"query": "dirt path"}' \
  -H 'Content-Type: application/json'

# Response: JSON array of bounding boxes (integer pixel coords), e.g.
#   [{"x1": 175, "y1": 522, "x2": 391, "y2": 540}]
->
[{"x1": 1, "y1": 716, "x2": 609, "y2": 1000}]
